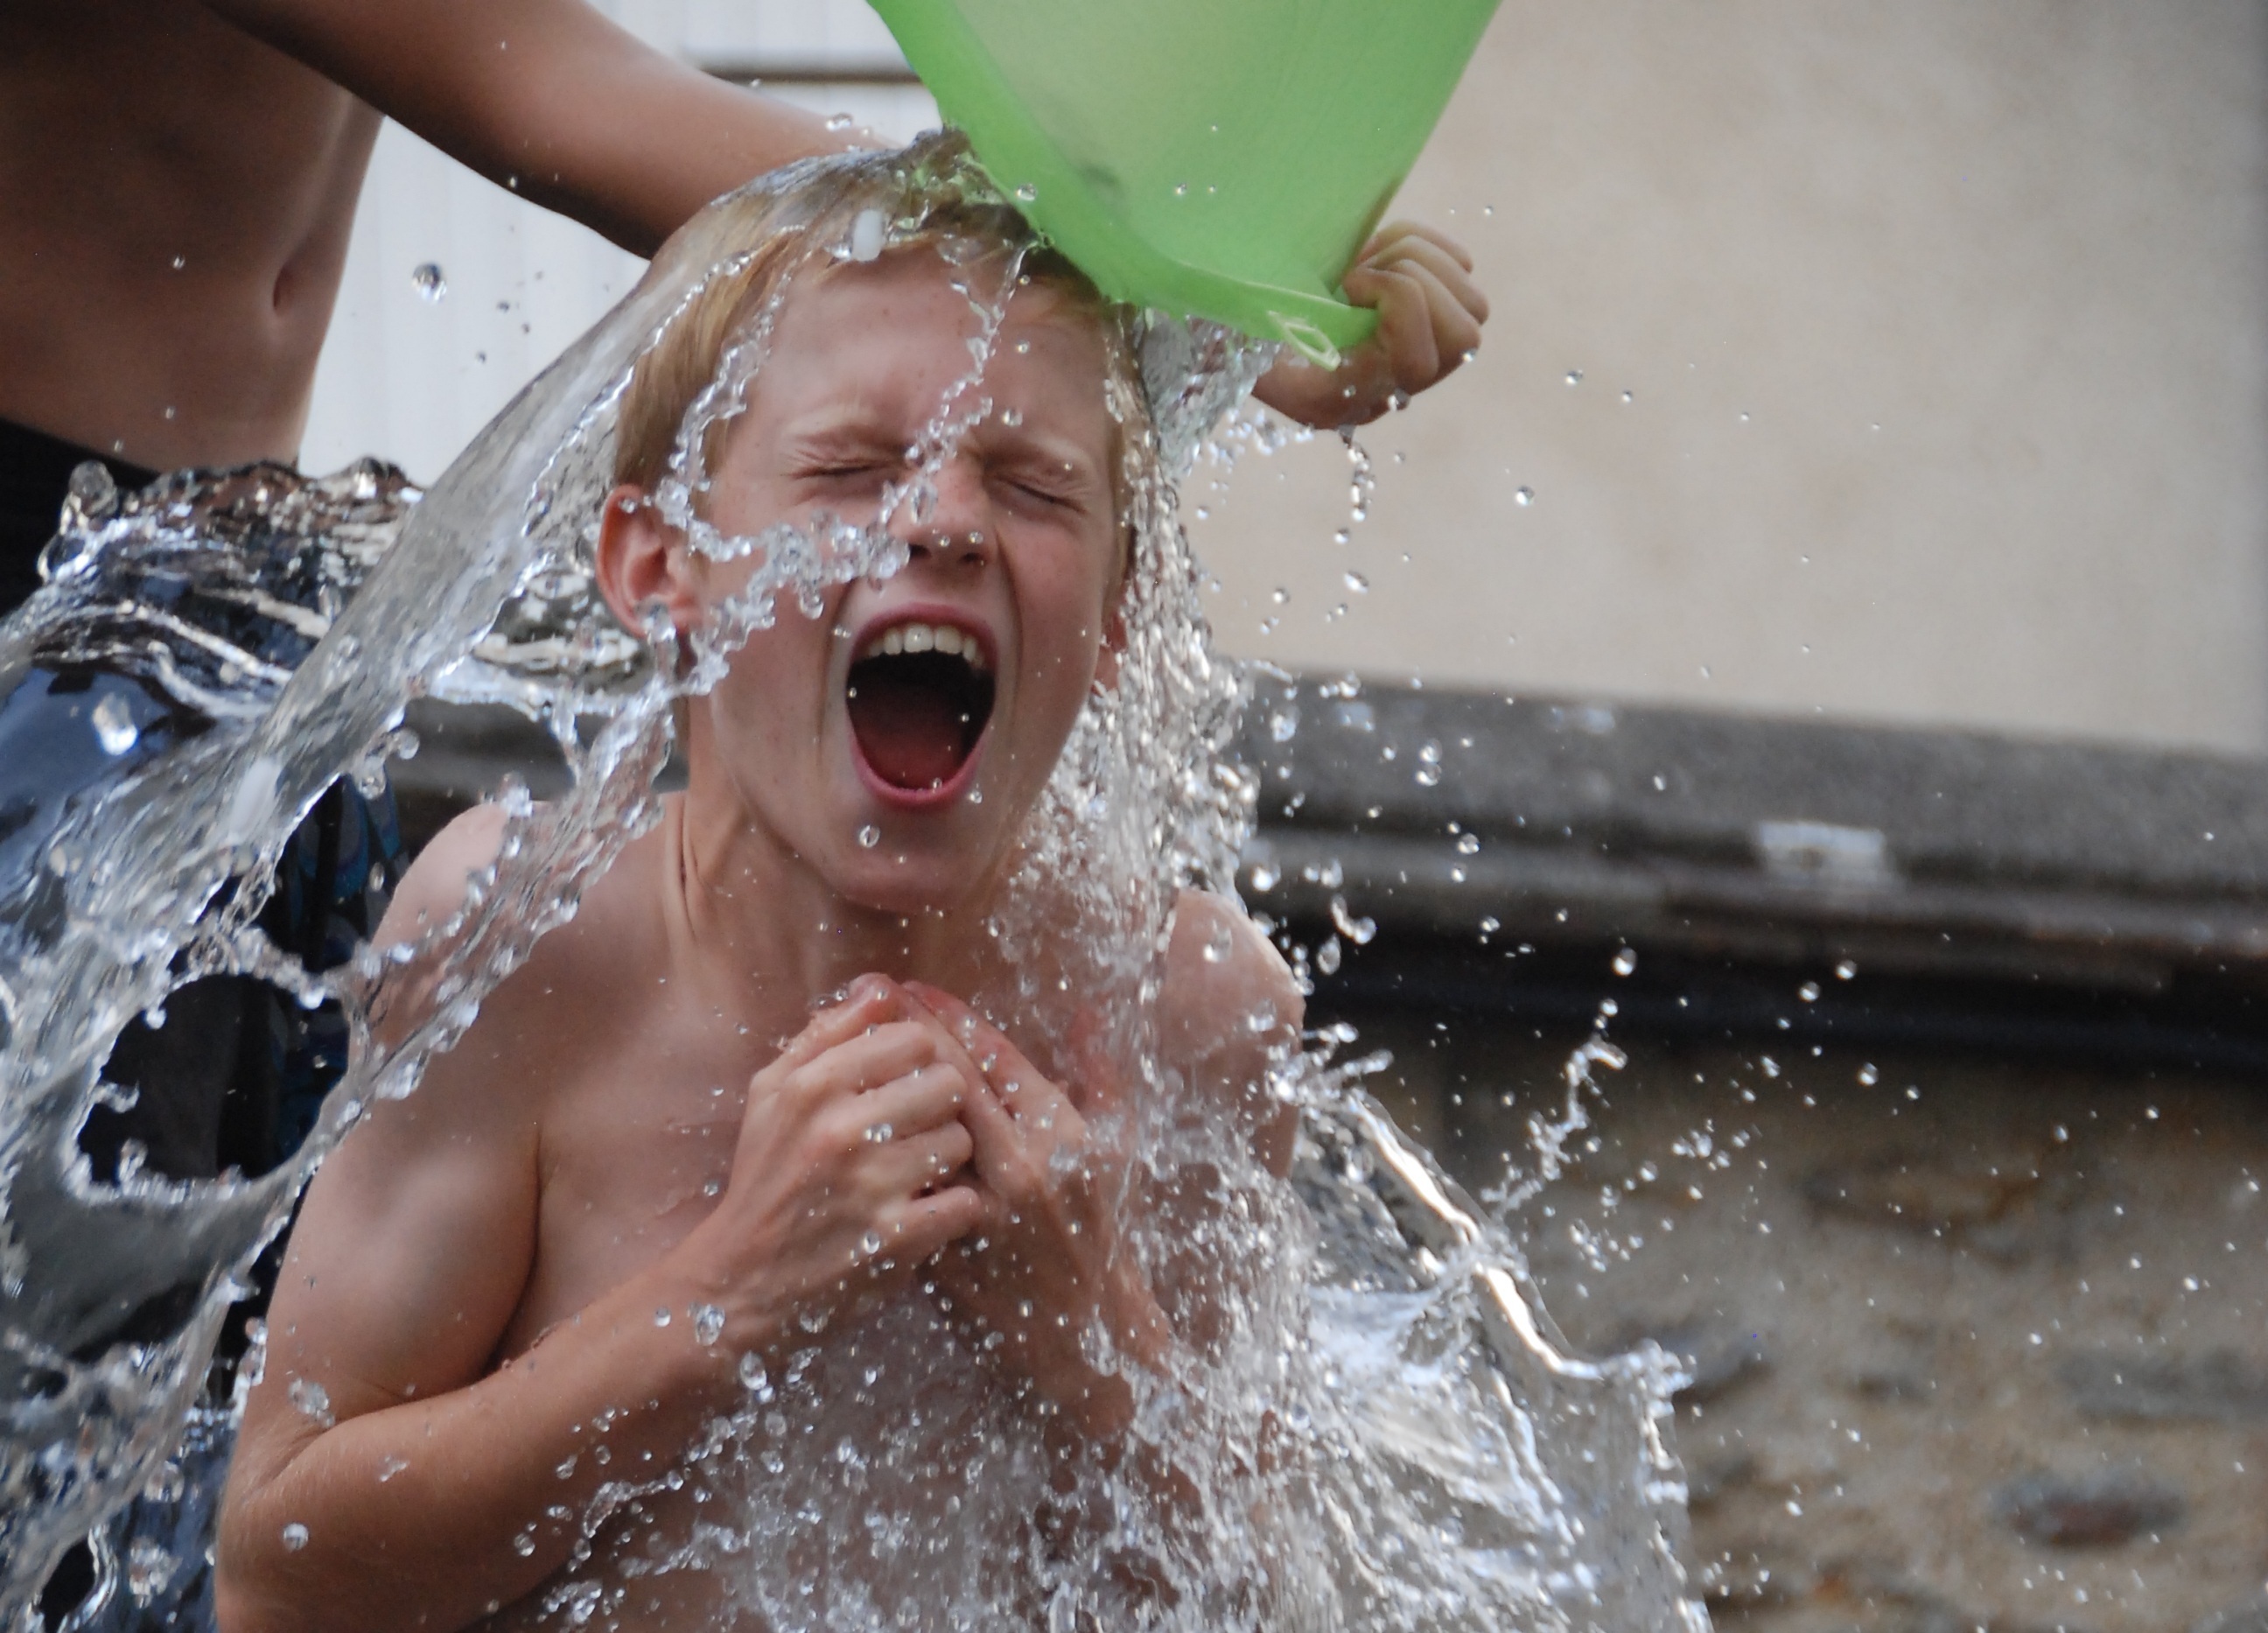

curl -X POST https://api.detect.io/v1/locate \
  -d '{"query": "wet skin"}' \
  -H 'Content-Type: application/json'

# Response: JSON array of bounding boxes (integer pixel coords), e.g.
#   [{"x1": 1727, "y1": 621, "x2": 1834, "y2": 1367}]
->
[
  {"x1": 0, "y1": 0, "x2": 850, "y2": 472},
  {"x1": 215, "y1": 252, "x2": 1303, "y2": 1633}
]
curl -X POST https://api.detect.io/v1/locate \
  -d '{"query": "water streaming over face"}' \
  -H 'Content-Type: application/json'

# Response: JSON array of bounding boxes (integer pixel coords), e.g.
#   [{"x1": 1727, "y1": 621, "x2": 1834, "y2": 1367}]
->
[{"x1": 0, "y1": 137, "x2": 1702, "y2": 1631}]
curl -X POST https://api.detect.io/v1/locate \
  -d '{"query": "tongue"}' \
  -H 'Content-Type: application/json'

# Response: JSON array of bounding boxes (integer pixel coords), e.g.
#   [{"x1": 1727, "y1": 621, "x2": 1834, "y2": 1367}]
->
[{"x1": 849, "y1": 676, "x2": 970, "y2": 790}]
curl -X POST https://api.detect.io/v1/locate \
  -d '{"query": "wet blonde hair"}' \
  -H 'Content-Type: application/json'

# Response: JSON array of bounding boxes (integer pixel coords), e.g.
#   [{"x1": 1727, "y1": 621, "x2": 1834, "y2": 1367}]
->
[{"x1": 612, "y1": 190, "x2": 1140, "y2": 505}]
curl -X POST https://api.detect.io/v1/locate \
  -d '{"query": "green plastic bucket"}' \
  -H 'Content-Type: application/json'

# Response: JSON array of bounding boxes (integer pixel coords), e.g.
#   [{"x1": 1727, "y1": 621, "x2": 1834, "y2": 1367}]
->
[{"x1": 868, "y1": 0, "x2": 1500, "y2": 365}]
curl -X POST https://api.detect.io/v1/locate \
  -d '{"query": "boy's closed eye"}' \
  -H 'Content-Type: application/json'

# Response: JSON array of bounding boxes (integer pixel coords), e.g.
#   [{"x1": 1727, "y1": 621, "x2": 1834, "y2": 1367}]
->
[{"x1": 992, "y1": 462, "x2": 1089, "y2": 515}]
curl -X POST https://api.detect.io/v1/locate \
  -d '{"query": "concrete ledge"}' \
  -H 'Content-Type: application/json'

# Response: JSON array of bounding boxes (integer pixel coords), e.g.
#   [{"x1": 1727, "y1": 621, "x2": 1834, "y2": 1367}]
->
[{"x1": 1236, "y1": 680, "x2": 2268, "y2": 993}]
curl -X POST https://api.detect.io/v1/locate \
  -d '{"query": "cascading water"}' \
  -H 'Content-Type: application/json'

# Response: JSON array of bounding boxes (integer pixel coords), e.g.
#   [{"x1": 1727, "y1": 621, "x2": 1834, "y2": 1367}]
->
[{"x1": 0, "y1": 137, "x2": 1703, "y2": 1631}]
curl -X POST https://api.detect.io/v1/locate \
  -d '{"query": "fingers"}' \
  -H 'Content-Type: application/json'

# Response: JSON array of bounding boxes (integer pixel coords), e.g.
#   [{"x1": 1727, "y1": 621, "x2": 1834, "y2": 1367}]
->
[
  {"x1": 882, "y1": 1183, "x2": 985, "y2": 1263},
  {"x1": 841, "y1": 1060, "x2": 968, "y2": 1144},
  {"x1": 782, "y1": 1018, "x2": 948, "y2": 1101},
  {"x1": 1370, "y1": 234, "x2": 1488, "y2": 327},
  {"x1": 770, "y1": 978, "x2": 900, "y2": 1072},
  {"x1": 1339, "y1": 221, "x2": 1488, "y2": 401},
  {"x1": 1362, "y1": 219, "x2": 1476, "y2": 275},
  {"x1": 903, "y1": 984, "x2": 1082, "y2": 1140},
  {"x1": 872, "y1": 1120, "x2": 975, "y2": 1194}
]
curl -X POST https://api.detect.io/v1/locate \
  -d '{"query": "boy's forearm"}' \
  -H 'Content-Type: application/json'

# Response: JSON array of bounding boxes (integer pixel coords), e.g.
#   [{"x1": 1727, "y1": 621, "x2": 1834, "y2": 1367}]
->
[{"x1": 219, "y1": 1263, "x2": 754, "y2": 1633}]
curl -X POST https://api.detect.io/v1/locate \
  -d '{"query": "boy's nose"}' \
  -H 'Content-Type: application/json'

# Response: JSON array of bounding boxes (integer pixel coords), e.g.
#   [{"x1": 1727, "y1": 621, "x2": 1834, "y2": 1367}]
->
[{"x1": 890, "y1": 458, "x2": 996, "y2": 571}]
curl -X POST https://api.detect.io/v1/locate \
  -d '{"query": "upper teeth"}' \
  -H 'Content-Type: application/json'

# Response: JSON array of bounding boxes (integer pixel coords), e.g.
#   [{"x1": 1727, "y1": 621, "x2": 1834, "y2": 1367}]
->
[{"x1": 858, "y1": 620, "x2": 987, "y2": 670}]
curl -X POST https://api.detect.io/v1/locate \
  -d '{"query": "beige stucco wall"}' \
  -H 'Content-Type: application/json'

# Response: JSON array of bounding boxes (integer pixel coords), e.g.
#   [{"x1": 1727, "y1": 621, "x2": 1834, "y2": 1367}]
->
[{"x1": 1192, "y1": 1, "x2": 2268, "y2": 754}]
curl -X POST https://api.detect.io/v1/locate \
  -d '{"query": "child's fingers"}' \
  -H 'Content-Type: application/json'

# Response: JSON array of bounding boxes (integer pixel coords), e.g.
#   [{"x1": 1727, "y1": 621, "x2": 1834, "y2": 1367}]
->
[
  {"x1": 773, "y1": 978, "x2": 901, "y2": 1071},
  {"x1": 1363, "y1": 220, "x2": 1477, "y2": 275},
  {"x1": 910, "y1": 985, "x2": 1081, "y2": 1138},
  {"x1": 876, "y1": 1120, "x2": 975, "y2": 1193},
  {"x1": 1349, "y1": 265, "x2": 1443, "y2": 391},
  {"x1": 1368, "y1": 235, "x2": 1489, "y2": 326},
  {"x1": 1400, "y1": 259, "x2": 1485, "y2": 371},
  {"x1": 797, "y1": 1020, "x2": 953, "y2": 1100},
  {"x1": 952, "y1": 1055, "x2": 1029, "y2": 1178},
  {"x1": 847, "y1": 1061, "x2": 968, "y2": 1143},
  {"x1": 887, "y1": 1183, "x2": 986, "y2": 1259}
]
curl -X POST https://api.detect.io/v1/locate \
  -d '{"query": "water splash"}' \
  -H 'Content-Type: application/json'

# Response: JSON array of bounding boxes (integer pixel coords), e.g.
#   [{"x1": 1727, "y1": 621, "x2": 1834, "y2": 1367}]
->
[{"x1": 0, "y1": 136, "x2": 1702, "y2": 1631}]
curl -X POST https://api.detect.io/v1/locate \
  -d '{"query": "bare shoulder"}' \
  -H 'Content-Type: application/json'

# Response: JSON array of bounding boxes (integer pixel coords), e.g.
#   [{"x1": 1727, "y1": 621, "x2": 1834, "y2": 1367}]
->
[
  {"x1": 373, "y1": 799, "x2": 659, "y2": 1069},
  {"x1": 375, "y1": 801, "x2": 511, "y2": 950},
  {"x1": 1158, "y1": 891, "x2": 1304, "y2": 1174},
  {"x1": 1160, "y1": 890, "x2": 1303, "y2": 1051}
]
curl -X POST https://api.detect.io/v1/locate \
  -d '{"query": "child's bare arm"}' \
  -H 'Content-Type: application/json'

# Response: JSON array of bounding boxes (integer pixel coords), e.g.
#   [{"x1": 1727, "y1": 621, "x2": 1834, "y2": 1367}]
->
[
  {"x1": 200, "y1": 0, "x2": 870, "y2": 257},
  {"x1": 216, "y1": 857, "x2": 982, "y2": 1633}
]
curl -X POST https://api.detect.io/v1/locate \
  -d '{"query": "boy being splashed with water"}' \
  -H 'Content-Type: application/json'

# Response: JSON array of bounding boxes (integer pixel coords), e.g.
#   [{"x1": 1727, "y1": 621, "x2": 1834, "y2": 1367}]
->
[{"x1": 215, "y1": 152, "x2": 1485, "y2": 1633}]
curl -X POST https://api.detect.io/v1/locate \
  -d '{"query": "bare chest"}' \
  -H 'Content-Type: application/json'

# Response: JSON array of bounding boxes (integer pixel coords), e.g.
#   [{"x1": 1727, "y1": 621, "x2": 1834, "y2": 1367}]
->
[{"x1": 497, "y1": 1005, "x2": 768, "y2": 1357}]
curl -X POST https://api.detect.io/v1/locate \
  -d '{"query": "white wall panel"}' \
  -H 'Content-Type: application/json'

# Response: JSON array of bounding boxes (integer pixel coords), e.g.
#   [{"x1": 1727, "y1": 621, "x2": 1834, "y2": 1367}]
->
[{"x1": 300, "y1": 4, "x2": 930, "y2": 482}]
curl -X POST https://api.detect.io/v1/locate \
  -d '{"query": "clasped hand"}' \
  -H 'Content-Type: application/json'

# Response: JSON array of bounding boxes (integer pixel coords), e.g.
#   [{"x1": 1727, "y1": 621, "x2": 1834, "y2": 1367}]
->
[
  {"x1": 902, "y1": 983, "x2": 1168, "y2": 1436},
  {"x1": 686, "y1": 975, "x2": 1165, "y2": 1434}
]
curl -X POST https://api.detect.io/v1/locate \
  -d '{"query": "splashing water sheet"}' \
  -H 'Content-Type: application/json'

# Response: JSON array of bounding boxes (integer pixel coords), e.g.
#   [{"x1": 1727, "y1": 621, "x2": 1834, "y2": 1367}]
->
[{"x1": 0, "y1": 139, "x2": 1703, "y2": 1631}]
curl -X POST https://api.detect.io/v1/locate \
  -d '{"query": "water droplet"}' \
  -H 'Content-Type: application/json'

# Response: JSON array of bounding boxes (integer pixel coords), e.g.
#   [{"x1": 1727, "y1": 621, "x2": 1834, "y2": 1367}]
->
[
  {"x1": 410, "y1": 263, "x2": 446, "y2": 301},
  {"x1": 738, "y1": 1354, "x2": 770, "y2": 1393},
  {"x1": 1514, "y1": 487, "x2": 1534, "y2": 507},
  {"x1": 652, "y1": 1307, "x2": 671, "y2": 1327},
  {"x1": 511, "y1": 1529, "x2": 537, "y2": 1558},
  {"x1": 1564, "y1": 369, "x2": 1583, "y2": 386},
  {"x1": 1271, "y1": 586, "x2": 1290, "y2": 605},
  {"x1": 1797, "y1": 981, "x2": 1821, "y2": 1003},
  {"x1": 281, "y1": 1524, "x2": 310, "y2": 1552},
  {"x1": 1001, "y1": 407, "x2": 1024, "y2": 428},
  {"x1": 1343, "y1": 571, "x2": 1368, "y2": 594},
  {"x1": 170, "y1": 255, "x2": 186, "y2": 271},
  {"x1": 1329, "y1": 895, "x2": 1376, "y2": 946},
  {"x1": 863, "y1": 1120, "x2": 893, "y2": 1144},
  {"x1": 1612, "y1": 948, "x2": 1637, "y2": 977},
  {"x1": 91, "y1": 691, "x2": 138, "y2": 755},
  {"x1": 1203, "y1": 923, "x2": 1236, "y2": 963},
  {"x1": 127, "y1": 1537, "x2": 176, "y2": 1601},
  {"x1": 859, "y1": 1230, "x2": 885, "y2": 1258},
  {"x1": 1857, "y1": 1063, "x2": 1880, "y2": 1085},
  {"x1": 1013, "y1": 182, "x2": 1038, "y2": 204},
  {"x1": 825, "y1": 112, "x2": 856, "y2": 131},
  {"x1": 1248, "y1": 859, "x2": 1278, "y2": 892},
  {"x1": 1456, "y1": 832, "x2": 1480, "y2": 855},
  {"x1": 1835, "y1": 958, "x2": 1858, "y2": 980},
  {"x1": 288, "y1": 1377, "x2": 333, "y2": 1427},
  {"x1": 1316, "y1": 936, "x2": 1343, "y2": 975},
  {"x1": 1620, "y1": 389, "x2": 1634, "y2": 404},
  {"x1": 691, "y1": 1303, "x2": 724, "y2": 1345},
  {"x1": 858, "y1": 825, "x2": 881, "y2": 849}
]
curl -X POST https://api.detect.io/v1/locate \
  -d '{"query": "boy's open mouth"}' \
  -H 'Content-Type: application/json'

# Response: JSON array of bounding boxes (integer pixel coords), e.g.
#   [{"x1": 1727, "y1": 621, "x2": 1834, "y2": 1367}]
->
[{"x1": 845, "y1": 619, "x2": 996, "y2": 794}]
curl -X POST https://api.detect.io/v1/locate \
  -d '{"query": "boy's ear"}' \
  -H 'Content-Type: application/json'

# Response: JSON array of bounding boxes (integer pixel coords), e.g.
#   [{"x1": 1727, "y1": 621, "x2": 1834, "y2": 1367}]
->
[{"x1": 594, "y1": 485, "x2": 701, "y2": 639}]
